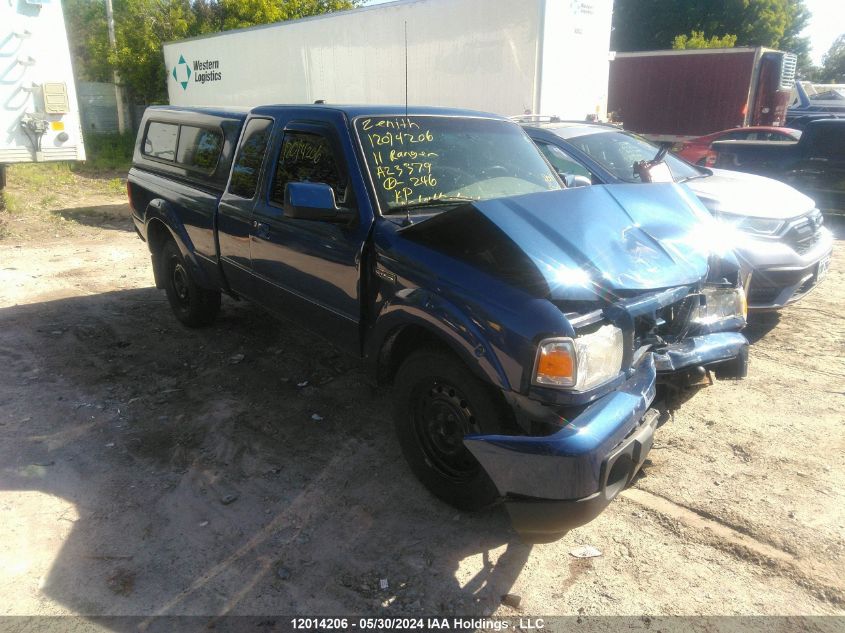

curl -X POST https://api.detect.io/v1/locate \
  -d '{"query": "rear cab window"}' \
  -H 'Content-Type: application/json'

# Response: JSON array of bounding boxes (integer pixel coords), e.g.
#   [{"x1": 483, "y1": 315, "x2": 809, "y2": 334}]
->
[{"x1": 228, "y1": 118, "x2": 273, "y2": 199}]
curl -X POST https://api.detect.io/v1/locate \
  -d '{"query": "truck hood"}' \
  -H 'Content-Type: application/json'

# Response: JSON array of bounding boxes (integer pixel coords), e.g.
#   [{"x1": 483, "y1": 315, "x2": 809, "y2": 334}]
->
[
  {"x1": 401, "y1": 183, "x2": 724, "y2": 302},
  {"x1": 686, "y1": 169, "x2": 816, "y2": 220}
]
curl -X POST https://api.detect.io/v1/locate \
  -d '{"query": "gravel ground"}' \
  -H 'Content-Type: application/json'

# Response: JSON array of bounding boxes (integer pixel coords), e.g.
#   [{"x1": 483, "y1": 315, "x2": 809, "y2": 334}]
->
[{"x1": 0, "y1": 168, "x2": 843, "y2": 625}]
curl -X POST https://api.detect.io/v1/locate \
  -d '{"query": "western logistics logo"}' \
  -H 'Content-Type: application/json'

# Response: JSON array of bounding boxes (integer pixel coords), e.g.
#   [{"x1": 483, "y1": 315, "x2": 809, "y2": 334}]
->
[
  {"x1": 172, "y1": 55, "x2": 192, "y2": 90},
  {"x1": 171, "y1": 54, "x2": 223, "y2": 90}
]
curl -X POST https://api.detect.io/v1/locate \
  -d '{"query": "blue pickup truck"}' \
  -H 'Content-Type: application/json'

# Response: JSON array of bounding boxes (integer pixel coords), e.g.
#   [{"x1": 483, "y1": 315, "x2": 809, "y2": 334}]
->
[{"x1": 128, "y1": 104, "x2": 749, "y2": 542}]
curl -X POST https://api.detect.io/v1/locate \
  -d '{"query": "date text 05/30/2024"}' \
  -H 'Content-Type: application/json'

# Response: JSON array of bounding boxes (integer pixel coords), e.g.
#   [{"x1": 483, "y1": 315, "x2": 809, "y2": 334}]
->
[{"x1": 290, "y1": 618, "x2": 546, "y2": 630}]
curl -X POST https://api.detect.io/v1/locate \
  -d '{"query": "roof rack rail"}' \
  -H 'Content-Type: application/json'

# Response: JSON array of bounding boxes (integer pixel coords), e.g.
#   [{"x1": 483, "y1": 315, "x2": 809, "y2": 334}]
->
[{"x1": 509, "y1": 114, "x2": 562, "y2": 123}]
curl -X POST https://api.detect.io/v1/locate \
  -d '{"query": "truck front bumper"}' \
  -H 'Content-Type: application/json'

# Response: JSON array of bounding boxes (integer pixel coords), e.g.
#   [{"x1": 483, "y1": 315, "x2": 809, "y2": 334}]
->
[
  {"x1": 464, "y1": 355, "x2": 658, "y2": 543},
  {"x1": 652, "y1": 331, "x2": 749, "y2": 376}
]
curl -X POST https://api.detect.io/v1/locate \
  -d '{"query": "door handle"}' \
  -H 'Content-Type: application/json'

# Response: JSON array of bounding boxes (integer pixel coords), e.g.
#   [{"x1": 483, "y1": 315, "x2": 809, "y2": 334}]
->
[{"x1": 253, "y1": 220, "x2": 270, "y2": 239}]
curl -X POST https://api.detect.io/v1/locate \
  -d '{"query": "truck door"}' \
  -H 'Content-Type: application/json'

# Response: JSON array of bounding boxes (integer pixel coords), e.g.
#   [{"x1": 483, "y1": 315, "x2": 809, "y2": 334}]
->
[
  {"x1": 217, "y1": 116, "x2": 274, "y2": 296},
  {"x1": 249, "y1": 118, "x2": 372, "y2": 355}
]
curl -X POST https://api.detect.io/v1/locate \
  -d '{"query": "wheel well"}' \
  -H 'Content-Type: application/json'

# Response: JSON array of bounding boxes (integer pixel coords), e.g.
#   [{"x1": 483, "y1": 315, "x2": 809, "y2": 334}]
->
[
  {"x1": 380, "y1": 324, "x2": 519, "y2": 433},
  {"x1": 377, "y1": 325, "x2": 453, "y2": 386},
  {"x1": 146, "y1": 218, "x2": 173, "y2": 289}
]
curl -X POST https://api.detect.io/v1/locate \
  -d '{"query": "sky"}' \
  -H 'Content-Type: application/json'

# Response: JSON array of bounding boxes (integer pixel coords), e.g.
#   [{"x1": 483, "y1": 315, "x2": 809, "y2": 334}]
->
[
  {"x1": 364, "y1": 0, "x2": 844, "y2": 66},
  {"x1": 803, "y1": 0, "x2": 844, "y2": 65}
]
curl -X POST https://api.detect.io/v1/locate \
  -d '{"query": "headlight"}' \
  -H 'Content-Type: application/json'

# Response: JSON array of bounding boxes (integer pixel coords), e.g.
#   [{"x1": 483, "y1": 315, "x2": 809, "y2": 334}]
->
[
  {"x1": 716, "y1": 213, "x2": 783, "y2": 236},
  {"x1": 533, "y1": 324, "x2": 624, "y2": 391},
  {"x1": 694, "y1": 286, "x2": 747, "y2": 325}
]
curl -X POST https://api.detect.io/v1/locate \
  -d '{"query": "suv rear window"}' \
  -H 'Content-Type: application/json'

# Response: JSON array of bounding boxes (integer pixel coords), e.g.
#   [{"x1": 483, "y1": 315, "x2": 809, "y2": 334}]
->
[{"x1": 143, "y1": 122, "x2": 178, "y2": 161}]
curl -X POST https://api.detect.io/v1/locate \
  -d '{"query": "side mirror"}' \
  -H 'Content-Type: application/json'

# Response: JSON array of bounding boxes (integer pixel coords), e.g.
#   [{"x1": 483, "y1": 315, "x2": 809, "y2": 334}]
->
[
  {"x1": 633, "y1": 159, "x2": 674, "y2": 183},
  {"x1": 284, "y1": 182, "x2": 354, "y2": 222},
  {"x1": 564, "y1": 174, "x2": 592, "y2": 188}
]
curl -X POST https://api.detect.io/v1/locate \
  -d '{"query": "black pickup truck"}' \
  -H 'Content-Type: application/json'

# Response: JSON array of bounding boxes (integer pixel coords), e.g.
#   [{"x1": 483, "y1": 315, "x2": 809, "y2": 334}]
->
[
  {"x1": 128, "y1": 104, "x2": 749, "y2": 542},
  {"x1": 712, "y1": 118, "x2": 845, "y2": 211}
]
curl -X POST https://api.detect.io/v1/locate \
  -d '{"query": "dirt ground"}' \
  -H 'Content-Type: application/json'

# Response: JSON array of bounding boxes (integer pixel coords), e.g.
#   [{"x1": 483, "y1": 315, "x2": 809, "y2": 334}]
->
[{"x1": 0, "y1": 167, "x2": 843, "y2": 624}]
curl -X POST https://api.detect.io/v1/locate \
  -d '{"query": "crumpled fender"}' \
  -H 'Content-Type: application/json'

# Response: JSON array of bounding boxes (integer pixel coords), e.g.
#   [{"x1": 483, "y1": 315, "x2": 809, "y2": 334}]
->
[
  {"x1": 366, "y1": 288, "x2": 513, "y2": 390},
  {"x1": 144, "y1": 199, "x2": 215, "y2": 289}
]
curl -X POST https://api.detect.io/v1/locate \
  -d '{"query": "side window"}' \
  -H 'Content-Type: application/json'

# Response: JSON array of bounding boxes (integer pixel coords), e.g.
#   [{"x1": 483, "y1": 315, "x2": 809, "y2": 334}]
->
[
  {"x1": 177, "y1": 125, "x2": 223, "y2": 172},
  {"x1": 722, "y1": 131, "x2": 750, "y2": 141},
  {"x1": 270, "y1": 131, "x2": 348, "y2": 206},
  {"x1": 143, "y1": 122, "x2": 178, "y2": 161},
  {"x1": 537, "y1": 142, "x2": 591, "y2": 179},
  {"x1": 811, "y1": 126, "x2": 845, "y2": 159},
  {"x1": 228, "y1": 118, "x2": 273, "y2": 199}
]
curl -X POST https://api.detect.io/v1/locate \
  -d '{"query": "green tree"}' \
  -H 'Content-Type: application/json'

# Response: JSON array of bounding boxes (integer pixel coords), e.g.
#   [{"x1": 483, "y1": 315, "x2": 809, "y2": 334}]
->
[
  {"x1": 612, "y1": 0, "x2": 814, "y2": 73},
  {"x1": 216, "y1": 0, "x2": 361, "y2": 31},
  {"x1": 818, "y1": 34, "x2": 845, "y2": 83},
  {"x1": 110, "y1": 0, "x2": 196, "y2": 104},
  {"x1": 63, "y1": 0, "x2": 112, "y2": 82},
  {"x1": 672, "y1": 30, "x2": 737, "y2": 49}
]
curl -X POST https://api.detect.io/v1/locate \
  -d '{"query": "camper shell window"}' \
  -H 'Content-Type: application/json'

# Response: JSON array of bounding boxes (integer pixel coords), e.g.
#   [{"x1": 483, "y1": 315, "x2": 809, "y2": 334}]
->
[{"x1": 142, "y1": 121, "x2": 224, "y2": 174}]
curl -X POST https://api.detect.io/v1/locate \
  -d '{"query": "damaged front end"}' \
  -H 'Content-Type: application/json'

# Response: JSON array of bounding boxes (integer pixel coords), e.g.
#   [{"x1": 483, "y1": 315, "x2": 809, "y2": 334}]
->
[
  {"x1": 466, "y1": 283, "x2": 747, "y2": 542},
  {"x1": 388, "y1": 183, "x2": 749, "y2": 541}
]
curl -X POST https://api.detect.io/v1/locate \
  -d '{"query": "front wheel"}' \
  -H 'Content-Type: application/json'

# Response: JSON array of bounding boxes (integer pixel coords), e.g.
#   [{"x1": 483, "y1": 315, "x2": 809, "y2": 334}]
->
[
  {"x1": 161, "y1": 240, "x2": 221, "y2": 327},
  {"x1": 393, "y1": 348, "x2": 511, "y2": 510}
]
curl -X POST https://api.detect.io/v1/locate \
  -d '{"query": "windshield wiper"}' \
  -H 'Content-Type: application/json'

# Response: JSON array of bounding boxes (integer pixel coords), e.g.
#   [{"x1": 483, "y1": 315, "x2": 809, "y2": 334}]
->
[{"x1": 383, "y1": 196, "x2": 477, "y2": 214}]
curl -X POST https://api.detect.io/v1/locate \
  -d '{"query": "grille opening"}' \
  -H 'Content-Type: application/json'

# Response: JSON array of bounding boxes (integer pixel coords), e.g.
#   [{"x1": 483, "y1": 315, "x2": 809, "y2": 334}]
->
[{"x1": 780, "y1": 54, "x2": 797, "y2": 90}]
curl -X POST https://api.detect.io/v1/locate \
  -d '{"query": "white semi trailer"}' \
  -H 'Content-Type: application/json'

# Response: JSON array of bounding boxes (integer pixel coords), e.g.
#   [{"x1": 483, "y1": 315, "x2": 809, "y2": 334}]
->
[
  {"x1": 1, "y1": 0, "x2": 85, "y2": 187},
  {"x1": 163, "y1": 0, "x2": 613, "y2": 120}
]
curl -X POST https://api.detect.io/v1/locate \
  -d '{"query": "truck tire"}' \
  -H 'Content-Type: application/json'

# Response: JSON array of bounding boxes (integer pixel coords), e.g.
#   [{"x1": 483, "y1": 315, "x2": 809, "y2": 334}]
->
[
  {"x1": 393, "y1": 348, "x2": 510, "y2": 511},
  {"x1": 161, "y1": 240, "x2": 221, "y2": 327}
]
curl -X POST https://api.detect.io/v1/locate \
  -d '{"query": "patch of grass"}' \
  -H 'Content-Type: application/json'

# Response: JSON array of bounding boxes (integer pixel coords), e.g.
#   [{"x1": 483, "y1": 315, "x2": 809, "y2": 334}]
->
[
  {"x1": 77, "y1": 132, "x2": 135, "y2": 172},
  {"x1": 107, "y1": 177, "x2": 125, "y2": 195},
  {"x1": 1, "y1": 153, "x2": 132, "y2": 240},
  {"x1": 11, "y1": 162, "x2": 76, "y2": 189},
  {"x1": 2, "y1": 191, "x2": 19, "y2": 214},
  {"x1": 40, "y1": 193, "x2": 59, "y2": 207},
  {"x1": 0, "y1": 193, "x2": 9, "y2": 239}
]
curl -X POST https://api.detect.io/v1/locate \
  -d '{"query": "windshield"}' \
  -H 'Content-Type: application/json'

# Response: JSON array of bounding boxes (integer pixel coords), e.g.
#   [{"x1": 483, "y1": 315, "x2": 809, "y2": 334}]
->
[
  {"x1": 565, "y1": 129, "x2": 702, "y2": 183},
  {"x1": 355, "y1": 116, "x2": 562, "y2": 213}
]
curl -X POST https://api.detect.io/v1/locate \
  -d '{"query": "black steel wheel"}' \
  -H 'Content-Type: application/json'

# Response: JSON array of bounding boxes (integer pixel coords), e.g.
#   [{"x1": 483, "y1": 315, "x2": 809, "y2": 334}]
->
[
  {"x1": 411, "y1": 378, "x2": 482, "y2": 481},
  {"x1": 161, "y1": 240, "x2": 221, "y2": 327},
  {"x1": 393, "y1": 348, "x2": 511, "y2": 510}
]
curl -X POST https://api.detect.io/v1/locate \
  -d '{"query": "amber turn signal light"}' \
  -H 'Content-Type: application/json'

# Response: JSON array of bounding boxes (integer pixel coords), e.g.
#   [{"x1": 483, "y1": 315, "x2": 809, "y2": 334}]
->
[{"x1": 534, "y1": 339, "x2": 577, "y2": 387}]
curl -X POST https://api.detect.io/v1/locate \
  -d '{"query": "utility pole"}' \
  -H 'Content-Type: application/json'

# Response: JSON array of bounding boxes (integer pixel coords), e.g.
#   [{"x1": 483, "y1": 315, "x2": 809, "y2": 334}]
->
[{"x1": 105, "y1": 0, "x2": 127, "y2": 133}]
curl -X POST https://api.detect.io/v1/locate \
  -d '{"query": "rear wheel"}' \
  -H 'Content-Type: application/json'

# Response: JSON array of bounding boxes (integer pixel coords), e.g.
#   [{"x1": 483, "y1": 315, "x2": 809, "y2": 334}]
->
[
  {"x1": 393, "y1": 348, "x2": 511, "y2": 510},
  {"x1": 161, "y1": 240, "x2": 220, "y2": 327}
]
